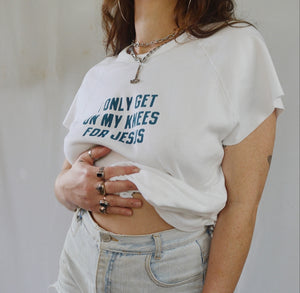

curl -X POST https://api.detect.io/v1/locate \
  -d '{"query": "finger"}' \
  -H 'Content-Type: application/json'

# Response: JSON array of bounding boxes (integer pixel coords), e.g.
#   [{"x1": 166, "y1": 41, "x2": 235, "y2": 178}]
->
[
  {"x1": 77, "y1": 146, "x2": 111, "y2": 165},
  {"x1": 90, "y1": 146, "x2": 111, "y2": 161},
  {"x1": 81, "y1": 199, "x2": 134, "y2": 217},
  {"x1": 106, "y1": 206, "x2": 134, "y2": 216},
  {"x1": 104, "y1": 165, "x2": 140, "y2": 180},
  {"x1": 105, "y1": 180, "x2": 138, "y2": 194},
  {"x1": 83, "y1": 193, "x2": 142, "y2": 216},
  {"x1": 94, "y1": 181, "x2": 142, "y2": 207},
  {"x1": 104, "y1": 194, "x2": 142, "y2": 208}
]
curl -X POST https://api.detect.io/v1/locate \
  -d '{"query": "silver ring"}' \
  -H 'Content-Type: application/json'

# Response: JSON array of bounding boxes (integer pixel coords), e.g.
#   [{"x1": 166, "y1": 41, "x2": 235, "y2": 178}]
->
[
  {"x1": 97, "y1": 167, "x2": 105, "y2": 179},
  {"x1": 96, "y1": 182, "x2": 106, "y2": 196},
  {"x1": 99, "y1": 198, "x2": 109, "y2": 214},
  {"x1": 100, "y1": 199, "x2": 109, "y2": 206},
  {"x1": 99, "y1": 206, "x2": 108, "y2": 214},
  {"x1": 88, "y1": 148, "x2": 96, "y2": 165}
]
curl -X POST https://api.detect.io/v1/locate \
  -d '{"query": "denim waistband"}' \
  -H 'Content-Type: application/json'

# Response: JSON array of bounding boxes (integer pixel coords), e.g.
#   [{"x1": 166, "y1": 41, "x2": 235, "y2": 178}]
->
[{"x1": 77, "y1": 208, "x2": 210, "y2": 255}]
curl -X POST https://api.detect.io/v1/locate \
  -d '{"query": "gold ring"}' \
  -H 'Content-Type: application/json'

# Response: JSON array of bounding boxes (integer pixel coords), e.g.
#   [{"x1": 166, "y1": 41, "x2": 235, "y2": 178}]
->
[{"x1": 96, "y1": 182, "x2": 106, "y2": 196}]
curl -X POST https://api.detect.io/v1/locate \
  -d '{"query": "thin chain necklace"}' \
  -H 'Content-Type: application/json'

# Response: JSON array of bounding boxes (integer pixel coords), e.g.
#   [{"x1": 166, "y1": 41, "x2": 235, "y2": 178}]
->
[{"x1": 127, "y1": 29, "x2": 185, "y2": 84}]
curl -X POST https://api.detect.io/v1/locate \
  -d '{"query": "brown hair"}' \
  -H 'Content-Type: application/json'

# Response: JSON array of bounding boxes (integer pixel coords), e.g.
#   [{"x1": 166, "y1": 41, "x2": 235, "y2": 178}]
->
[{"x1": 102, "y1": 0, "x2": 252, "y2": 56}]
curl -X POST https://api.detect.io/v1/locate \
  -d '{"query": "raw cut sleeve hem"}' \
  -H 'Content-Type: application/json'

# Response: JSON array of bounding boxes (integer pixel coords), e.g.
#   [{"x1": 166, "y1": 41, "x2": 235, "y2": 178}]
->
[{"x1": 222, "y1": 95, "x2": 285, "y2": 146}]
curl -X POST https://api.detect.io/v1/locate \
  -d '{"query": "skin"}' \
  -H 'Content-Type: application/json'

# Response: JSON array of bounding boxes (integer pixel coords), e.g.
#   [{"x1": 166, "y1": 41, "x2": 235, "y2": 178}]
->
[
  {"x1": 55, "y1": 149, "x2": 143, "y2": 215},
  {"x1": 55, "y1": 0, "x2": 279, "y2": 291},
  {"x1": 134, "y1": 0, "x2": 179, "y2": 54},
  {"x1": 55, "y1": 148, "x2": 174, "y2": 235},
  {"x1": 202, "y1": 110, "x2": 277, "y2": 292}
]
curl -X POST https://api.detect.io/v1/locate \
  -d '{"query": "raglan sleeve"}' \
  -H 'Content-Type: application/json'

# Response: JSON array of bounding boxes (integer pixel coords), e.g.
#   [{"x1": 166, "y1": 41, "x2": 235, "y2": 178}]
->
[
  {"x1": 62, "y1": 94, "x2": 80, "y2": 130},
  {"x1": 219, "y1": 27, "x2": 285, "y2": 146},
  {"x1": 62, "y1": 67, "x2": 96, "y2": 130}
]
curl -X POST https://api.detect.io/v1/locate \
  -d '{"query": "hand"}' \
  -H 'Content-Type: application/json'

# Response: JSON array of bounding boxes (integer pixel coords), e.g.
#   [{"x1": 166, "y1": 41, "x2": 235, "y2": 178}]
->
[{"x1": 54, "y1": 146, "x2": 143, "y2": 216}]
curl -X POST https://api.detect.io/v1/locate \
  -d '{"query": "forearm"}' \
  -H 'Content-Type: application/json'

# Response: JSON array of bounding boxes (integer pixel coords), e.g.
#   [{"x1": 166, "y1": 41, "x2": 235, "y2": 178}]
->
[{"x1": 202, "y1": 202, "x2": 258, "y2": 293}]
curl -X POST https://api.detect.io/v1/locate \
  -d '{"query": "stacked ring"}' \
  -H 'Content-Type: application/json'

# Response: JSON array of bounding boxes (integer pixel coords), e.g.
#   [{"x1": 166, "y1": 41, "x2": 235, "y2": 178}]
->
[
  {"x1": 96, "y1": 182, "x2": 106, "y2": 195},
  {"x1": 99, "y1": 197, "x2": 109, "y2": 214}
]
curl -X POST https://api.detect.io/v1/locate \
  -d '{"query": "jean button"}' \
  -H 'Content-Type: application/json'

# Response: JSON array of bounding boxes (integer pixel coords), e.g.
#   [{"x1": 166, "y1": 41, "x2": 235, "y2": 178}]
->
[{"x1": 101, "y1": 233, "x2": 112, "y2": 242}]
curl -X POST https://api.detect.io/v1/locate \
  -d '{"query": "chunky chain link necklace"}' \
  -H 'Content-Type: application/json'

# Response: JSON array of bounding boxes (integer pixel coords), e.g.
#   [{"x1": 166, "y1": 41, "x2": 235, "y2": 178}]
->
[
  {"x1": 132, "y1": 29, "x2": 179, "y2": 48},
  {"x1": 127, "y1": 44, "x2": 164, "y2": 84},
  {"x1": 127, "y1": 29, "x2": 184, "y2": 84}
]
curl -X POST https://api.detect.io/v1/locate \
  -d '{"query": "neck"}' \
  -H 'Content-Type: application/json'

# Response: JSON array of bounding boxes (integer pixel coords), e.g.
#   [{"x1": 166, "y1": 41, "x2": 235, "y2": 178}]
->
[{"x1": 134, "y1": 0, "x2": 178, "y2": 54}]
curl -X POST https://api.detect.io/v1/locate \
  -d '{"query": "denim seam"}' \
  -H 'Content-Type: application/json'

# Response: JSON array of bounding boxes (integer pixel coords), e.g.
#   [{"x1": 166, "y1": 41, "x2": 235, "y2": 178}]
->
[
  {"x1": 99, "y1": 248, "x2": 153, "y2": 255},
  {"x1": 195, "y1": 239, "x2": 208, "y2": 285},
  {"x1": 95, "y1": 249, "x2": 103, "y2": 293},
  {"x1": 144, "y1": 254, "x2": 203, "y2": 288},
  {"x1": 99, "y1": 234, "x2": 204, "y2": 255},
  {"x1": 105, "y1": 252, "x2": 117, "y2": 293},
  {"x1": 195, "y1": 240, "x2": 204, "y2": 264}
]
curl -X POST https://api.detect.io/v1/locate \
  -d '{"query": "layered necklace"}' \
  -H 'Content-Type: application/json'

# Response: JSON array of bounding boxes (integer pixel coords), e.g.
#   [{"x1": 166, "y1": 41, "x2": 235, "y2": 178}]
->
[{"x1": 127, "y1": 28, "x2": 184, "y2": 84}]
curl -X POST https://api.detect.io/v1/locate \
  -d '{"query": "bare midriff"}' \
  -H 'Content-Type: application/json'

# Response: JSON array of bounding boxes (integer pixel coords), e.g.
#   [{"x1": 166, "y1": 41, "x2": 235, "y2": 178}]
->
[{"x1": 91, "y1": 193, "x2": 174, "y2": 235}]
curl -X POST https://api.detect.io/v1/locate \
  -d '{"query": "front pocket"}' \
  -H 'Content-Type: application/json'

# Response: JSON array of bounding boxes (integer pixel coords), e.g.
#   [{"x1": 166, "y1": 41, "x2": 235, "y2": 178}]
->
[{"x1": 145, "y1": 240, "x2": 206, "y2": 288}]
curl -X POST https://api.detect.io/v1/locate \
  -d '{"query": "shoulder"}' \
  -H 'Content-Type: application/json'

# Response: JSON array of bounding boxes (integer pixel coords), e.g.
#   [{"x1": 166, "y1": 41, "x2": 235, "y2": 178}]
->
[
  {"x1": 89, "y1": 55, "x2": 117, "y2": 72},
  {"x1": 201, "y1": 24, "x2": 264, "y2": 48},
  {"x1": 81, "y1": 56, "x2": 117, "y2": 81},
  {"x1": 197, "y1": 24, "x2": 268, "y2": 60},
  {"x1": 216, "y1": 24, "x2": 263, "y2": 41},
  {"x1": 95, "y1": 55, "x2": 118, "y2": 67},
  {"x1": 190, "y1": 24, "x2": 273, "y2": 78},
  {"x1": 177, "y1": 24, "x2": 270, "y2": 69}
]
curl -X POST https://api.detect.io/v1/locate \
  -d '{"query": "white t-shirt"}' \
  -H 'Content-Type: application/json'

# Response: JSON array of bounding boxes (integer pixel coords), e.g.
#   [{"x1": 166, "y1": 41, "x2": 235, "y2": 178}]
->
[{"x1": 63, "y1": 25, "x2": 285, "y2": 231}]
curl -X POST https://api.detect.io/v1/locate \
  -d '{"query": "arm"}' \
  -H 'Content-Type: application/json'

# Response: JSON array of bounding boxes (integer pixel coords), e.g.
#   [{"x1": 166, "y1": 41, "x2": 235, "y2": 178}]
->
[
  {"x1": 54, "y1": 146, "x2": 142, "y2": 216},
  {"x1": 202, "y1": 110, "x2": 277, "y2": 293},
  {"x1": 55, "y1": 159, "x2": 76, "y2": 211}
]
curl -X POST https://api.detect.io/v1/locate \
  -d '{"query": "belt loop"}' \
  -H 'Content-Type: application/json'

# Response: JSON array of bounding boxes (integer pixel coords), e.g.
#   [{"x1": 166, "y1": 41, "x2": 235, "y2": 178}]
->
[
  {"x1": 76, "y1": 208, "x2": 85, "y2": 223},
  {"x1": 152, "y1": 234, "x2": 162, "y2": 260},
  {"x1": 206, "y1": 225, "x2": 214, "y2": 238}
]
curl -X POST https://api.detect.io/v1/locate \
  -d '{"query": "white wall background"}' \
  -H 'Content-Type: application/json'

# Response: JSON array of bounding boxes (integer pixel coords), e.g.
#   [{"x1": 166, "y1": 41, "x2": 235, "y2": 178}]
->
[{"x1": 0, "y1": 0, "x2": 298, "y2": 292}]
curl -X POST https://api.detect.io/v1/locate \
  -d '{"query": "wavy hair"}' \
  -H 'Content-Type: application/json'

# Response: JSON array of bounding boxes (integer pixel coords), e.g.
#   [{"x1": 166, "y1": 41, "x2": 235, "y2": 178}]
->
[{"x1": 101, "y1": 0, "x2": 251, "y2": 56}]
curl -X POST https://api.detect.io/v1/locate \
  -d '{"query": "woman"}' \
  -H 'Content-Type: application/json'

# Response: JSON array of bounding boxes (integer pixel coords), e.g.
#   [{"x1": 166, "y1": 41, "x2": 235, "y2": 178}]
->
[{"x1": 51, "y1": 0, "x2": 285, "y2": 292}]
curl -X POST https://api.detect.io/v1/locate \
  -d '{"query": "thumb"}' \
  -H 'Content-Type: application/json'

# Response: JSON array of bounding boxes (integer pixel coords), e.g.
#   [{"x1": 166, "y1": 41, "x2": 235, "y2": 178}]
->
[
  {"x1": 78, "y1": 146, "x2": 111, "y2": 165},
  {"x1": 91, "y1": 145, "x2": 111, "y2": 161}
]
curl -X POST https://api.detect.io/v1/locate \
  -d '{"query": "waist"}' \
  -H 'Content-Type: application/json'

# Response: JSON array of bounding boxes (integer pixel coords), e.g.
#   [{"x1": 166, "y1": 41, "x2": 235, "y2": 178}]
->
[
  {"x1": 91, "y1": 192, "x2": 174, "y2": 235},
  {"x1": 77, "y1": 208, "x2": 208, "y2": 253}
]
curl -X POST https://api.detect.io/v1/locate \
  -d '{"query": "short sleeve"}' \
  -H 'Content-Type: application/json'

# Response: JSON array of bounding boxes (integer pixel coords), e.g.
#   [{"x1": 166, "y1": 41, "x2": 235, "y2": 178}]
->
[
  {"x1": 62, "y1": 67, "x2": 96, "y2": 129},
  {"x1": 216, "y1": 26, "x2": 285, "y2": 146},
  {"x1": 63, "y1": 94, "x2": 79, "y2": 129}
]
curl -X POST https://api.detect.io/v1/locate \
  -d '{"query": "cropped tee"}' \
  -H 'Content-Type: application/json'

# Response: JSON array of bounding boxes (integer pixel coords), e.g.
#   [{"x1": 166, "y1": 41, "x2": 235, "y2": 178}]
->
[{"x1": 63, "y1": 25, "x2": 285, "y2": 232}]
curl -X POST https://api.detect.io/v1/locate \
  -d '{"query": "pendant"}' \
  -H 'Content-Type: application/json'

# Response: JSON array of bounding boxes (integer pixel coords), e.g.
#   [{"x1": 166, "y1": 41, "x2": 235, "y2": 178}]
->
[
  {"x1": 130, "y1": 78, "x2": 140, "y2": 84},
  {"x1": 130, "y1": 64, "x2": 142, "y2": 84}
]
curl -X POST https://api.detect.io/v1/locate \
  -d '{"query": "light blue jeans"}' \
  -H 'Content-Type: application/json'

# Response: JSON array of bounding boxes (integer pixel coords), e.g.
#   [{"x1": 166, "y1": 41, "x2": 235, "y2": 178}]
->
[{"x1": 50, "y1": 208, "x2": 213, "y2": 293}]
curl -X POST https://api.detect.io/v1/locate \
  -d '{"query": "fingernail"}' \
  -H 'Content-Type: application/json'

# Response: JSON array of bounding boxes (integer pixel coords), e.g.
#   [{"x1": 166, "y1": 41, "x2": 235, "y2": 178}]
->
[
  {"x1": 133, "y1": 167, "x2": 140, "y2": 173},
  {"x1": 133, "y1": 201, "x2": 142, "y2": 207},
  {"x1": 126, "y1": 210, "x2": 133, "y2": 216}
]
